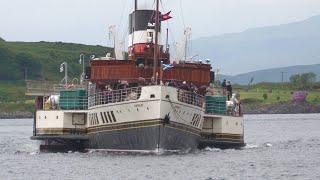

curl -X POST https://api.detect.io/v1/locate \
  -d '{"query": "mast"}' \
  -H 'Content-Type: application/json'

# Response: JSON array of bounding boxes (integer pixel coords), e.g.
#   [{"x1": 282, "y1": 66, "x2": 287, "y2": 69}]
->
[
  {"x1": 153, "y1": 0, "x2": 160, "y2": 83},
  {"x1": 135, "y1": 0, "x2": 137, "y2": 11}
]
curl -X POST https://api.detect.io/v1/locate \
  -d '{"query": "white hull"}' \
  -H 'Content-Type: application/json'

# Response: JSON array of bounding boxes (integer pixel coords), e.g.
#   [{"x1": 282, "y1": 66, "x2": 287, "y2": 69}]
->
[{"x1": 33, "y1": 85, "x2": 245, "y2": 151}]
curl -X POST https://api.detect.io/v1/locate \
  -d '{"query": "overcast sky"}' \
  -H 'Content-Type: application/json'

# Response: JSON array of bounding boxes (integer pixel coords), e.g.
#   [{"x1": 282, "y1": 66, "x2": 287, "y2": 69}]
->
[{"x1": 1, "y1": 0, "x2": 320, "y2": 46}]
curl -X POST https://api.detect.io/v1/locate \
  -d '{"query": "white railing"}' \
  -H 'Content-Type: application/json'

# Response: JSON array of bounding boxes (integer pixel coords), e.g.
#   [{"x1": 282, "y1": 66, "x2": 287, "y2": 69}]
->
[
  {"x1": 88, "y1": 87, "x2": 142, "y2": 108},
  {"x1": 177, "y1": 89, "x2": 204, "y2": 108}
]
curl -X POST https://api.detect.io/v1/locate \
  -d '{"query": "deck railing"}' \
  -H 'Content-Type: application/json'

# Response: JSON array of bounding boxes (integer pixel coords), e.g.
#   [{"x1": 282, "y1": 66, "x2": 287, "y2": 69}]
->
[
  {"x1": 177, "y1": 89, "x2": 204, "y2": 108},
  {"x1": 88, "y1": 87, "x2": 142, "y2": 108},
  {"x1": 25, "y1": 80, "x2": 86, "y2": 96}
]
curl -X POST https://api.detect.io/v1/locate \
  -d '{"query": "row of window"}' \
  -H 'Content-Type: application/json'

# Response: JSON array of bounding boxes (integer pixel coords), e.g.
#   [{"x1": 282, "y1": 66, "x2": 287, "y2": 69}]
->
[
  {"x1": 89, "y1": 111, "x2": 117, "y2": 126},
  {"x1": 100, "y1": 111, "x2": 117, "y2": 124},
  {"x1": 89, "y1": 113, "x2": 99, "y2": 125},
  {"x1": 191, "y1": 113, "x2": 201, "y2": 127}
]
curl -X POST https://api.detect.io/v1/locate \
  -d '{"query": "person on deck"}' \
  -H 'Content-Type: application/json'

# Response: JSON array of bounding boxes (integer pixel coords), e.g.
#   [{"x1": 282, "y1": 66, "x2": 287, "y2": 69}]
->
[
  {"x1": 222, "y1": 79, "x2": 227, "y2": 95},
  {"x1": 226, "y1": 81, "x2": 233, "y2": 101}
]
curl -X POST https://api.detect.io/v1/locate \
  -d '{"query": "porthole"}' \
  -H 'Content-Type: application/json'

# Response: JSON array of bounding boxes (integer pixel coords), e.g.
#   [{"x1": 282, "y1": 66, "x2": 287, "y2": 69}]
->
[
  {"x1": 45, "y1": 116, "x2": 47, "y2": 119},
  {"x1": 147, "y1": 107, "x2": 149, "y2": 110},
  {"x1": 56, "y1": 116, "x2": 59, "y2": 119},
  {"x1": 150, "y1": 94, "x2": 155, "y2": 98},
  {"x1": 166, "y1": 95, "x2": 170, "y2": 99},
  {"x1": 137, "y1": 108, "x2": 139, "y2": 112},
  {"x1": 236, "y1": 122, "x2": 238, "y2": 126}
]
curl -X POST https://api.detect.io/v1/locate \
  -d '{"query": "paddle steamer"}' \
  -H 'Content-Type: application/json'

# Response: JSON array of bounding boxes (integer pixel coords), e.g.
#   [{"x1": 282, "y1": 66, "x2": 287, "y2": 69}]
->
[{"x1": 27, "y1": 0, "x2": 245, "y2": 152}]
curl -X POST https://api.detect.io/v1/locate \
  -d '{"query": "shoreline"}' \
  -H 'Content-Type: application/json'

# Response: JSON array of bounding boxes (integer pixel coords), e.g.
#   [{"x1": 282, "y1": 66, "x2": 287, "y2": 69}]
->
[
  {"x1": 0, "y1": 102, "x2": 319, "y2": 119},
  {"x1": 0, "y1": 111, "x2": 33, "y2": 119},
  {"x1": 242, "y1": 102, "x2": 320, "y2": 114}
]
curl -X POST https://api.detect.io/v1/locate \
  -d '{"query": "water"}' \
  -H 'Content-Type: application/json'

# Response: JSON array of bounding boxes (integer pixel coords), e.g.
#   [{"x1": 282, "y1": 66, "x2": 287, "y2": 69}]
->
[{"x1": 1, "y1": 114, "x2": 320, "y2": 180}]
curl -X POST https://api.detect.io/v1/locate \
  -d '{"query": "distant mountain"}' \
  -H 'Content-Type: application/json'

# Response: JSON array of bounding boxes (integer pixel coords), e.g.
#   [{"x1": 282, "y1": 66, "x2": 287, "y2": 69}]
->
[
  {"x1": 192, "y1": 15, "x2": 320, "y2": 75},
  {"x1": 0, "y1": 37, "x2": 4, "y2": 42},
  {"x1": 220, "y1": 64, "x2": 320, "y2": 85}
]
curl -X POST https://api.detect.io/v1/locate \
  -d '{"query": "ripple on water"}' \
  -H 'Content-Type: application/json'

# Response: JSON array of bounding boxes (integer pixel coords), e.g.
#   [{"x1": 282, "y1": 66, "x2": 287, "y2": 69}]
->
[{"x1": 1, "y1": 115, "x2": 320, "y2": 179}]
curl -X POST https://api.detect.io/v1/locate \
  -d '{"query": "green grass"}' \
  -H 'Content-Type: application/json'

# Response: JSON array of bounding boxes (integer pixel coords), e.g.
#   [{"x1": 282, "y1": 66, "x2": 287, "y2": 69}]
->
[
  {"x1": 237, "y1": 89, "x2": 320, "y2": 104},
  {"x1": 0, "y1": 81, "x2": 28, "y2": 102},
  {"x1": 0, "y1": 81, "x2": 35, "y2": 112}
]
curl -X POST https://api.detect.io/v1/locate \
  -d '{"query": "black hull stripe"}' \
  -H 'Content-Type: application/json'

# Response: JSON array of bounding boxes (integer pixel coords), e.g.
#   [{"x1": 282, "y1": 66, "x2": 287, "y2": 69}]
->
[{"x1": 88, "y1": 120, "x2": 201, "y2": 136}]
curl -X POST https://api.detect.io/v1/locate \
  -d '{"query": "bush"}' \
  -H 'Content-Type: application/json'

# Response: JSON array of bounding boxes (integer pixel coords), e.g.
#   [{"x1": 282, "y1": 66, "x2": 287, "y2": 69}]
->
[
  {"x1": 292, "y1": 91, "x2": 308, "y2": 102},
  {"x1": 313, "y1": 96, "x2": 320, "y2": 103},
  {"x1": 263, "y1": 93, "x2": 268, "y2": 101}
]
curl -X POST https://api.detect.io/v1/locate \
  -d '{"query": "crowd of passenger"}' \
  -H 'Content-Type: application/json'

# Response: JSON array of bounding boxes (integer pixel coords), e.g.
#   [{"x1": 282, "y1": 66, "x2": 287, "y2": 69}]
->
[{"x1": 94, "y1": 79, "x2": 238, "y2": 112}]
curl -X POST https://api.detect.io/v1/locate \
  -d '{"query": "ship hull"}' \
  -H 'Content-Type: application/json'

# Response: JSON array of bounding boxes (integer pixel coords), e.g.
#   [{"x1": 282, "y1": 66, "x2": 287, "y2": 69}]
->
[{"x1": 87, "y1": 120, "x2": 200, "y2": 151}]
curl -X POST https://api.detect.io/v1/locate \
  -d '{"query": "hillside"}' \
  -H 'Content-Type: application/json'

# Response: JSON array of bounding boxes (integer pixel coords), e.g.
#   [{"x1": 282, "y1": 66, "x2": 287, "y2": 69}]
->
[
  {"x1": 192, "y1": 15, "x2": 320, "y2": 75},
  {"x1": 0, "y1": 40, "x2": 110, "y2": 81},
  {"x1": 220, "y1": 64, "x2": 320, "y2": 85}
]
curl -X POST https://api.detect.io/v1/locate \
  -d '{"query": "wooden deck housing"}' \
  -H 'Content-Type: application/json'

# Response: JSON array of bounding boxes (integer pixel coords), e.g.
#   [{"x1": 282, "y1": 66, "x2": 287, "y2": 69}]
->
[{"x1": 90, "y1": 60, "x2": 212, "y2": 86}]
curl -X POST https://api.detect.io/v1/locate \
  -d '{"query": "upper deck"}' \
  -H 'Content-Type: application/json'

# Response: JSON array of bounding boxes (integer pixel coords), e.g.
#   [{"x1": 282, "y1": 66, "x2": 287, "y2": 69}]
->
[{"x1": 89, "y1": 60, "x2": 212, "y2": 86}]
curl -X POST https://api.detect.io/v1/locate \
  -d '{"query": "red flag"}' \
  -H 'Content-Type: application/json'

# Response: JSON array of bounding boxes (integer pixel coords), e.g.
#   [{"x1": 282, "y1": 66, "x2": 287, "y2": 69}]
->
[{"x1": 160, "y1": 11, "x2": 172, "y2": 21}]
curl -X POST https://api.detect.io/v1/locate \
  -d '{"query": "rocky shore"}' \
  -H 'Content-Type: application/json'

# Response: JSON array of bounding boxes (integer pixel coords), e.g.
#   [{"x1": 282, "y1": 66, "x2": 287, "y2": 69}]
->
[
  {"x1": 243, "y1": 102, "x2": 320, "y2": 114},
  {"x1": 0, "y1": 111, "x2": 33, "y2": 119}
]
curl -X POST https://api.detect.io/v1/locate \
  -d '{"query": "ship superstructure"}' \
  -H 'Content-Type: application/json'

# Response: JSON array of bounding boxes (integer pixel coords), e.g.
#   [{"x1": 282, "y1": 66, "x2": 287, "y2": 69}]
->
[{"x1": 26, "y1": 0, "x2": 245, "y2": 152}]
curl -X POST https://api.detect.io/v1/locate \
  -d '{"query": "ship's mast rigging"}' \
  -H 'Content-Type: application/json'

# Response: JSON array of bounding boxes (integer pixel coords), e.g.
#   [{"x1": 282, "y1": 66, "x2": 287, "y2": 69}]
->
[{"x1": 153, "y1": 0, "x2": 160, "y2": 83}]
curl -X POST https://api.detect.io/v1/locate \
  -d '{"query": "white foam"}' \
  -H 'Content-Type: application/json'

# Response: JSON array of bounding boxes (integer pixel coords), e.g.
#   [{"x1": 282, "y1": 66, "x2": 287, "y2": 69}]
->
[
  {"x1": 265, "y1": 143, "x2": 273, "y2": 147},
  {"x1": 29, "y1": 151, "x2": 39, "y2": 156},
  {"x1": 244, "y1": 144, "x2": 259, "y2": 149},
  {"x1": 204, "y1": 147, "x2": 221, "y2": 152}
]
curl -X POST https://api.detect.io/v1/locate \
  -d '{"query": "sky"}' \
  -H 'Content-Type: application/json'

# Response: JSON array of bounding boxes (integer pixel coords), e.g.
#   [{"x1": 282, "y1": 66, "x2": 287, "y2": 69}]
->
[{"x1": 1, "y1": 0, "x2": 320, "y2": 46}]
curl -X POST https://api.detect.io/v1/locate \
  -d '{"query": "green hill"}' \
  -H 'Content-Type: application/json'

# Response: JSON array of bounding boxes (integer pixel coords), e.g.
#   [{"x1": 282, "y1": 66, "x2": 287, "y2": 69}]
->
[
  {"x1": 0, "y1": 41, "x2": 110, "y2": 81},
  {"x1": 0, "y1": 40, "x2": 111, "y2": 112}
]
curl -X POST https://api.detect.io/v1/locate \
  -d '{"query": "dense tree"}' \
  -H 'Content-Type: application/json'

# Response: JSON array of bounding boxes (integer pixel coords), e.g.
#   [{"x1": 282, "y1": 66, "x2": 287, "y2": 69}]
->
[
  {"x1": 0, "y1": 47, "x2": 19, "y2": 80},
  {"x1": 289, "y1": 72, "x2": 317, "y2": 89},
  {"x1": 15, "y1": 53, "x2": 42, "y2": 79}
]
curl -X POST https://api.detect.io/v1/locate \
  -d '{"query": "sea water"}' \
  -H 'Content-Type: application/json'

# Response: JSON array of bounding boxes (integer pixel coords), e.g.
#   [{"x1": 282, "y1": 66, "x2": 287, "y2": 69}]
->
[{"x1": 0, "y1": 114, "x2": 320, "y2": 179}]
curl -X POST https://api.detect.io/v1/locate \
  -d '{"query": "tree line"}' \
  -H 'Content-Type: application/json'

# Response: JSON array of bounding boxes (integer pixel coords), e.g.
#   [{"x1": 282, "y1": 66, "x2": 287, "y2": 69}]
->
[{"x1": 289, "y1": 72, "x2": 318, "y2": 90}]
